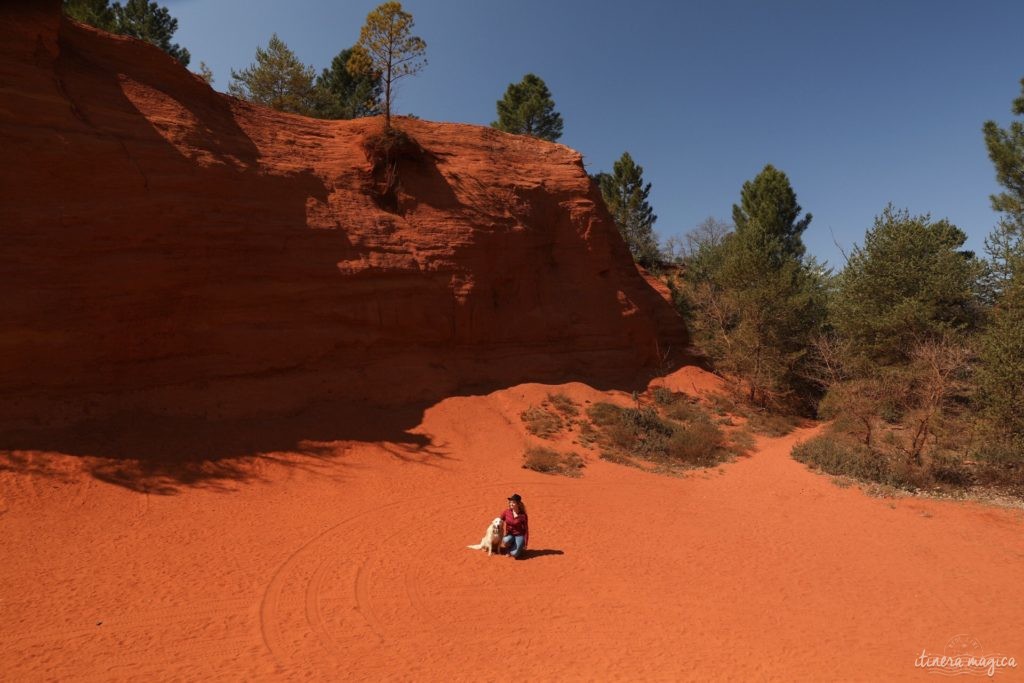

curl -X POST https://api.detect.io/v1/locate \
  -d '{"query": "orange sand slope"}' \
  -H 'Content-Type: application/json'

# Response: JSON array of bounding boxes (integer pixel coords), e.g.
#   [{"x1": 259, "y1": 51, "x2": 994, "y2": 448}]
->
[{"x1": 2, "y1": 372, "x2": 1023, "y2": 681}]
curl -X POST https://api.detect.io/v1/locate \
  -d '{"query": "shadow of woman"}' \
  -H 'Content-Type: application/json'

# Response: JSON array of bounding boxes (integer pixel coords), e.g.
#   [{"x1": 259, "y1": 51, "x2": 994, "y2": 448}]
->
[{"x1": 517, "y1": 548, "x2": 565, "y2": 560}]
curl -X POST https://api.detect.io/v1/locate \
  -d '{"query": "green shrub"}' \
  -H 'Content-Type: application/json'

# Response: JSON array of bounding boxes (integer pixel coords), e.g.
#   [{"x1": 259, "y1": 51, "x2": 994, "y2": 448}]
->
[
  {"x1": 793, "y1": 436, "x2": 895, "y2": 485},
  {"x1": 664, "y1": 399, "x2": 707, "y2": 424}
]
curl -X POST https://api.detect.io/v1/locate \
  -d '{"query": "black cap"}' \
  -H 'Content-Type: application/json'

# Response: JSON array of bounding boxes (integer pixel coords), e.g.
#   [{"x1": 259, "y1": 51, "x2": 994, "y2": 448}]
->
[{"x1": 507, "y1": 493, "x2": 522, "y2": 502}]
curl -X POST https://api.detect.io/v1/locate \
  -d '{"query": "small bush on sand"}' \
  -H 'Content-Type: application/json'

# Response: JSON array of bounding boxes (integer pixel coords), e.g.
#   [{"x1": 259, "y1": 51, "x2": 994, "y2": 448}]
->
[
  {"x1": 586, "y1": 402, "x2": 622, "y2": 427},
  {"x1": 651, "y1": 386, "x2": 675, "y2": 405},
  {"x1": 664, "y1": 398, "x2": 707, "y2": 424},
  {"x1": 585, "y1": 401, "x2": 732, "y2": 469},
  {"x1": 746, "y1": 411, "x2": 801, "y2": 437},
  {"x1": 728, "y1": 429, "x2": 756, "y2": 456},
  {"x1": 650, "y1": 386, "x2": 707, "y2": 421},
  {"x1": 547, "y1": 393, "x2": 579, "y2": 417},
  {"x1": 520, "y1": 405, "x2": 562, "y2": 439},
  {"x1": 707, "y1": 393, "x2": 738, "y2": 416},
  {"x1": 928, "y1": 454, "x2": 974, "y2": 487},
  {"x1": 792, "y1": 435, "x2": 919, "y2": 490},
  {"x1": 523, "y1": 446, "x2": 585, "y2": 477},
  {"x1": 615, "y1": 406, "x2": 675, "y2": 457},
  {"x1": 973, "y1": 457, "x2": 1024, "y2": 495},
  {"x1": 794, "y1": 412, "x2": 1024, "y2": 500},
  {"x1": 665, "y1": 420, "x2": 725, "y2": 467}
]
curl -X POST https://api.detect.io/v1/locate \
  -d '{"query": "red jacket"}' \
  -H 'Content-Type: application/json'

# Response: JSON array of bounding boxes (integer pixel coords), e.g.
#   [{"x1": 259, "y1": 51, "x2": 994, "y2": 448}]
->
[{"x1": 500, "y1": 508, "x2": 528, "y2": 547}]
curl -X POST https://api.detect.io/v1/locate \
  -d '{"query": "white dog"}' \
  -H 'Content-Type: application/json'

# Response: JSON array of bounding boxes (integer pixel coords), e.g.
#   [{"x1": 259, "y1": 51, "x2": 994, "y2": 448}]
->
[{"x1": 466, "y1": 517, "x2": 503, "y2": 556}]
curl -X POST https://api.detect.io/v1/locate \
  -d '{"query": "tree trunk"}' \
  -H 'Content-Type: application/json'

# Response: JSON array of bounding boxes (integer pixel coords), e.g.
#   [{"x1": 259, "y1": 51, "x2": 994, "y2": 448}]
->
[
  {"x1": 860, "y1": 415, "x2": 872, "y2": 447},
  {"x1": 384, "y1": 63, "x2": 392, "y2": 129}
]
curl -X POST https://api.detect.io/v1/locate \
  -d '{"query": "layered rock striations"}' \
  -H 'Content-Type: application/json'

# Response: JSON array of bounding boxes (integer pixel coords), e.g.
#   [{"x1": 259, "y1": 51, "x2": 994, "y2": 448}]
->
[{"x1": 0, "y1": 2, "x2": 689, "y2": 429}]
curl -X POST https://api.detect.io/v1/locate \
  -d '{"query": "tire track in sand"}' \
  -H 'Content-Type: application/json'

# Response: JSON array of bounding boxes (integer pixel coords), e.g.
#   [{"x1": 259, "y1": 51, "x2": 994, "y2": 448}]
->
[{"x1": 258, "y1": 481, "x2": 564, "y2": 673}]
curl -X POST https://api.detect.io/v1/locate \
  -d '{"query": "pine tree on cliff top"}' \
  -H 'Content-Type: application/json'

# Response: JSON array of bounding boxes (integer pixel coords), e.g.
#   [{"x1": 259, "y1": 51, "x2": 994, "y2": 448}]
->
[
  {"x1": 111, "y1": 0, "x2": 190, "y2": 66},
  {"x1": 492, "y1": 74, "x2": 564, "y2": 142},
  {"x1": 598, "y1": 152, "x2": 661, "y2": 269},
  {"x1": 348, "y1": 2, "x2": 427, "y2": 129},
  {"x1": 313, "y1": 47, "x2": 383, "y2": 120},
  {"x1": 63, "y1": 0, "x2": 190, "y2": 67},
  {"x1": 63, "y1": 0, "x2": 115, "y2": 31},
  {"x1": 228, "y1": 34, "x2": 317, "y2": 116}
]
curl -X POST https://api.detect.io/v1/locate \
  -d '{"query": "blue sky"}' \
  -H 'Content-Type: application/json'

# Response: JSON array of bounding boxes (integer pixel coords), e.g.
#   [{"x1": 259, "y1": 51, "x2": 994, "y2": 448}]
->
[{"x1": 165, "y1": 0, "x2": 1024, "y2": 269}]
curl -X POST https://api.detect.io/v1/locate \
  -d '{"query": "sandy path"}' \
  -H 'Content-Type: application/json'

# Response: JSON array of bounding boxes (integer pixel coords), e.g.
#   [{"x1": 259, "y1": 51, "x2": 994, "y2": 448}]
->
[{"x1": 2, "y1": 380, "x2": 1023, "y2": 681}]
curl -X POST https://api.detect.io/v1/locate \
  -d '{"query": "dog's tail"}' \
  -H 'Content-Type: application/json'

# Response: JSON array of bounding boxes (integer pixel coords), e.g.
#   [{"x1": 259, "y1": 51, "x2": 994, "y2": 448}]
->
[{"x1": 466, "y1": 543, "x2": 485, "y2": 550}]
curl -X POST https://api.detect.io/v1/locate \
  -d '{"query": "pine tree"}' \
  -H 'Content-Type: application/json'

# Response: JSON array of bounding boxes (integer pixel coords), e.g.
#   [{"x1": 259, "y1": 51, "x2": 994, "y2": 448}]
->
[
  {"x1": 731, "y1": 163, "x2": 811, "y2": 263},
  {"x1": 492, "y1": 74, "x2": 563, "y2": 142},
  {"x1": 195, "y1": 61, "x2": 214, "y2": 85},
  {"x1": 978, "y1": 218, "x2": 1023, "y2": 306},
  {"x1": 831, "y1": 205, "x2": 982, "y2": 368},
  {"x1": 977, "y1": 75, "x2": 1024, "y2": 454},
  {"x1": 597, "y1": 152, "x2": 661, "y2": 268},
  {"x1": 63, "y1": 0, "x2": 115, "y2": 30},
  {"x1": 683, "y1": 165, "x2": 826, "y2": 407},
  {"x1": 111, "y1": 0, "x2": 190, "y2": 66},
  {"x1": 228, "y1": 35, "x2": 317, "y2": 116},
  {"x1": 976, "y1": 272, "x2": 1024, "y2": 453},
  {"x1": 983, "y1": 76, "x2": 1024, "y2": 228},
  {"x1": 348, "y1": 2, "x2": 426, "y2": 129},
  {"x1": 62, "y1": 0, "x2": 189, "y2": 66},
  {"x1": 313, "y1": 48, "x2": 383, "y2": 120}
]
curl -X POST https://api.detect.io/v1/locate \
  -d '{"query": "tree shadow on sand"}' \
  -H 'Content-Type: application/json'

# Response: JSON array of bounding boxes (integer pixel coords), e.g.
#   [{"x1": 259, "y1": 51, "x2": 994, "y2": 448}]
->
[{"x1": 0, "y1": 400, "x2": 450, "y2": 495}]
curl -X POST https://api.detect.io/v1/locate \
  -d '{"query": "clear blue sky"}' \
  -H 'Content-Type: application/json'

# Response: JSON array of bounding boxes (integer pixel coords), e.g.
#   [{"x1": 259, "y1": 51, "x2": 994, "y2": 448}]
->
[{"x1": 165, "y1": 0, "x2": 1024, "y2": 269}]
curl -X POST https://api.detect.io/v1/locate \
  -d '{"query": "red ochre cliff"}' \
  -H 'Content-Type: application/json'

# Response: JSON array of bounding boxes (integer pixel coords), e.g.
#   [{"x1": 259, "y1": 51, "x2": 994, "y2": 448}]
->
[{"x1": 0, "y1": 2, "x2": 688, "y2": 432}]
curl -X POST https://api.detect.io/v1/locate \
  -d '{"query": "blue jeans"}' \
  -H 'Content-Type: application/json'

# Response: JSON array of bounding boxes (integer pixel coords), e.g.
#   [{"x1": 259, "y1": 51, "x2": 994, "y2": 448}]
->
[{"x1": 502, "y1": 534, "x2": 525, "y2": 558}]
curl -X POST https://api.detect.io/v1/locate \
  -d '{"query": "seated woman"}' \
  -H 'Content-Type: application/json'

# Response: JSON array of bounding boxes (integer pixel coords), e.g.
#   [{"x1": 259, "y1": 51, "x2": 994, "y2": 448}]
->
[{"x1": 499, "y1": 493, "x2": 528, "y2": 559}]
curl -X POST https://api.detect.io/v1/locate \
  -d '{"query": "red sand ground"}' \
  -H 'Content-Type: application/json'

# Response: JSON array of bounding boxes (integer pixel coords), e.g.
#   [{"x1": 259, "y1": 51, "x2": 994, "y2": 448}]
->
[
  {"x1": 3, "y1": 368, "x2": 1023, "y2": 681},
  {"x1": 3, "y1": 6, "x2": 1023, "y2": 680}
]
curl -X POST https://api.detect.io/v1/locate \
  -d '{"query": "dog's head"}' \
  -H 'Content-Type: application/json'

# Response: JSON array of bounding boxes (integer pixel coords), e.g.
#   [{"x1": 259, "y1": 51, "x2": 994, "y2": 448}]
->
[{"x1": 490, "y1": 517, "x2": 502, "y2": 534}]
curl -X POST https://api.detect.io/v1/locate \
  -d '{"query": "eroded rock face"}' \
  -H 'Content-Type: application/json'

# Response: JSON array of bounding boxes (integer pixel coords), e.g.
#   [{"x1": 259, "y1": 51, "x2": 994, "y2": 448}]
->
[{"x1": 0, "y1": 2, "x2": 688, "y2": 427}]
